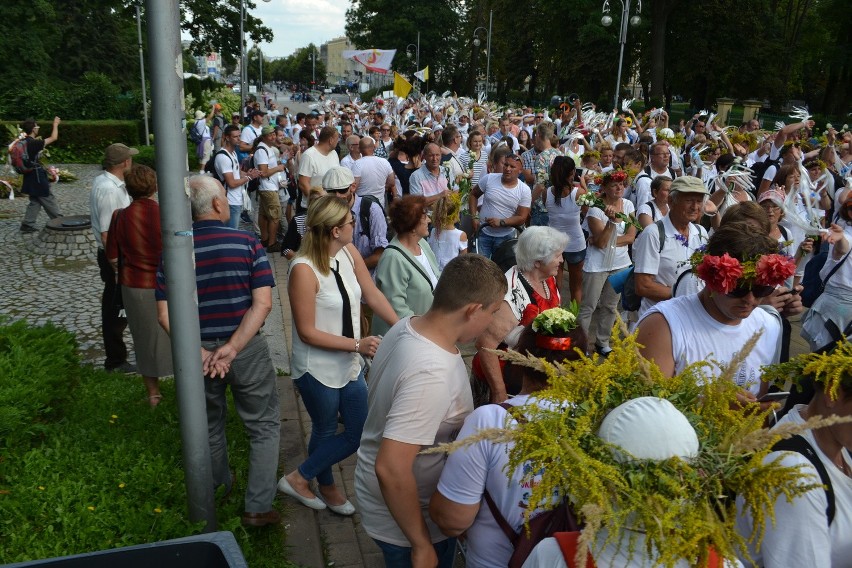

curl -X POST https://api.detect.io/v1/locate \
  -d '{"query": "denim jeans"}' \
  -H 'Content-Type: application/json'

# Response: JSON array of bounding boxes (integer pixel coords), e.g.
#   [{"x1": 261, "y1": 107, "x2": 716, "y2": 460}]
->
[
  {"x1": 373, "y1": 537, "x2": 457, "y2": 568},
  {"x1": 477, "y1": 232, "x2": 513, "y2": 259},
  {"x1": 204, "y1": 334, "x2": 281, "y2": 513},
  {"x1": 295, "y1": 368, "x2": 367, "y2": 486},
  {"x1": 227, "y1": 204, "x2": 242, "y2": 228}
]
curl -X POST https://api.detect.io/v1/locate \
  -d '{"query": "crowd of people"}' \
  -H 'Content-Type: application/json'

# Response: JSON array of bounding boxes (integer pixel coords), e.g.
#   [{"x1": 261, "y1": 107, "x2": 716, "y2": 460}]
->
[{"x1": 10, "y1": 88, "x2": 852, "y2": 567}]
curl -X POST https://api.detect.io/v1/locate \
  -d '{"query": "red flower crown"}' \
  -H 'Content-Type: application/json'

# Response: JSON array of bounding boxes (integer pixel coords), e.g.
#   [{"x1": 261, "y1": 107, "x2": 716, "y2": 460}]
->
[{"x1": 689, "y1": 250, "x2": 796, "y2": 294}]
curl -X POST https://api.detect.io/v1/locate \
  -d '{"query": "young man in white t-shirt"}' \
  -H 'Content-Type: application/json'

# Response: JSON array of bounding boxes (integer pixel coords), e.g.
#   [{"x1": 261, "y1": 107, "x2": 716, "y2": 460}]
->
[
  {"x1": 636, "y1": 222, "x2": 794, "y2": 405},
  {"x1": 253, "y1": 126, "x2": 286, "y2": 251},
  {"x1": 297, "y1": 126, "x2": 340, "y2": 211},
  {"x1": 469, "y1": 154, "x2": 532, "y2": 259},
  {"x1": 352, "y1": 136, "x2": 395, "y2": 207},
  {"x1": 215, "y1": 125, "x2": 260, "y2": 228},
  {"x1": 354, "y1": 255, "x2": 507, "y2": 568}
]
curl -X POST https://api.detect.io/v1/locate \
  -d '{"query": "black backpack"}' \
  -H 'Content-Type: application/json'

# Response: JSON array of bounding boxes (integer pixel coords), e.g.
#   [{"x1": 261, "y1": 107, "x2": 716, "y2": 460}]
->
[
  {"x1": 750, "y1": 155, "x2": 780, "y2": 189},
  {"x1": 204, "y1": 149, "x2": 230, "y2": 184},
  {"x1": 770, "y1": 435, "x2": 839, "y2": 526},
  {"x1": 358, "y1": 195, "x2": 386, "y2": 239}
]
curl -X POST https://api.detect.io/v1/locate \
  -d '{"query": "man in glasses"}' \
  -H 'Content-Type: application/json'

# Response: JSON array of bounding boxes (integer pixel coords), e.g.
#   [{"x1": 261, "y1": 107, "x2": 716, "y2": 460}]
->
[
  {"x1": 633, "y1": 142, "x2": 679, "y2": 208},
  {"x1": 636, "y1": 221, "x2": 790, "y2": 406},
  {"x1": 633, "y1": 176, "x2": 709, "y2": 319}
]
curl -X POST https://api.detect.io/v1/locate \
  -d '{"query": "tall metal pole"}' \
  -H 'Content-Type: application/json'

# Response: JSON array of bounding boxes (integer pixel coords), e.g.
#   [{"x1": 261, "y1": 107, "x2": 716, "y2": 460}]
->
[
  {"x1": 240, "y1": 0, "x2": 246, "y2": 118},
  {"x1": 486, "y1": 10, "x2": 492, "y2": 101},
  {"x1": 416, "y1": 31, "x2": 420, "y2": 71},
  {"x1": 135, "y1": 3, "x2": 150, "y2": 145},
  {"x1": 613, "y1": 0, "x2": 630, "y2": 110},
  {"x1": 312, "y1": 50, "x2": 316, "y2": 86},
  {"x1": 258, "y1": 46, "x2": 263, "y2": 92},
  {"x1": 145, "y1": 0, "x2": 216, "y2": 530}
]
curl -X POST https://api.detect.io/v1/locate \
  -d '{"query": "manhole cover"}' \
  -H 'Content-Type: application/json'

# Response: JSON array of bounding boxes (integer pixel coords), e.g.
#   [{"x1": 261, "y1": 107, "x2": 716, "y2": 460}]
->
[{"x1": 61, "y1": 218, "x2": 90, "y2": 228}]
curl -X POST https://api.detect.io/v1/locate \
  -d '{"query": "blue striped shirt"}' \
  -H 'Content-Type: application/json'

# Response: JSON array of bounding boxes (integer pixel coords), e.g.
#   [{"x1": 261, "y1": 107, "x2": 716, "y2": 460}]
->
[{"x1": 155, "y1": 220, "x2": 275, "y2": 340}]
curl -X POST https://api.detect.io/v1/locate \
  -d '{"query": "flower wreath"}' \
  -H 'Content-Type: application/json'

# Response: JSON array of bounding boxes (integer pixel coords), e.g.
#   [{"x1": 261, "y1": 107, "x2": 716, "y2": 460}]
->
[
  {"x1": 688, "y1": 248, "x2": 796, "y2": 295},
  {"x1": 531, "y1": 304, "x2": 580, "y2": 350},
  {"x1": 592, "y1": 169, "x2": 628, "y2": 186}
]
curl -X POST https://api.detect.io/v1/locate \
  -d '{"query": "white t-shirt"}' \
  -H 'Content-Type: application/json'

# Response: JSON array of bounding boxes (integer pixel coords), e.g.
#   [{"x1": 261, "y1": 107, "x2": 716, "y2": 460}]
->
[
  {"x1": 640, "y1": 294, "x2": 780, "y2": 395},
  {"x1": 428, "y1": 228, "x2": 467, "y2": 271},
  {"x1": 545, "y1": 187, "x2": 586, "y2": 253},
  {"x1": 478, "y1": 173, "x2": 532, "y2": 237},
  {"x1": 735, "y1": 405, "x2": 852, "y2": 568},
  {"x1": 633, "y1": 166, "x2": 673, "y2": 208},
  {"x1": 352, "y1": 155, "x2": 394, "y2": 206},
  {"x1": 253, "y1": 142, "x2": 279, "y2": 192},
  {"x1": 240, "y1": 124, "x2": 262, "y2": 147},
  {"x1": 298, "y1": 145, "x2": 340, "y2": 206},
  {"x1": 214, "y1": 149, "x2": 243, "y2": 206},
  {"x1": 633, "y1": 217, "x2": 708, "y2": 318},
  {"x1": 354, "y1": 316, "x2": 473, "y2": 547},
  {"x1": 636, "y1": 200, "x2": 664, "y2": 222},
  {"x1": 437, "y1": 394, "x2": 557, "y2": 568},
  {"x1": 583, "y1": 199, "x2": 635, "y2": 272},
  {"x1": 414, "y1": 251, "x2": 439, "y2": 288}
]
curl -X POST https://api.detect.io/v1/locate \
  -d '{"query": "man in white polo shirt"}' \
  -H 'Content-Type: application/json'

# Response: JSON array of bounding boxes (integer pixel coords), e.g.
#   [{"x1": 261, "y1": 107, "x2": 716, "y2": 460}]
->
[{"x1": 253, "y1": 125, "x2": 286, "y2": 252}]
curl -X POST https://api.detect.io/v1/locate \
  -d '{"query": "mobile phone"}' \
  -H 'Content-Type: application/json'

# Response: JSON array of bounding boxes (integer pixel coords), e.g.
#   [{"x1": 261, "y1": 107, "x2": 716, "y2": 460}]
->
[{"x1": 758, "y1": 392, "x2": 789, "y2": 402}]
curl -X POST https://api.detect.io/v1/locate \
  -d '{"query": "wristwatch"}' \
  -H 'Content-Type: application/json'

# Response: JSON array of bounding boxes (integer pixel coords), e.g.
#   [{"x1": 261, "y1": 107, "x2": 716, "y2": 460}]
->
[{"x1": 499, "y1": 219, "x2": 507, "y2": 227}]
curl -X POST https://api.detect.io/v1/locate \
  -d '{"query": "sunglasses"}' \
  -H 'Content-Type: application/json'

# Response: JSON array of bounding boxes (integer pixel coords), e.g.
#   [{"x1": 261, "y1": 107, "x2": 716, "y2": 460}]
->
[
  {"x1": 726, "y1": 284, "x2": 775, "y2": 298},
  {"x1": 327, "y1": 186, "x2": 350, "y2": 194}
]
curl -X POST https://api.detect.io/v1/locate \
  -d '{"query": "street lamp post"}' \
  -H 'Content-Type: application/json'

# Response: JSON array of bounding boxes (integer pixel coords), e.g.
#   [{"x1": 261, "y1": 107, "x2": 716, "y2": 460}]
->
[
  {"x1": 601, "y1": 0, "x2": 642, "y2": 110},
  {"x1": 311, "y1": 50, "x2": 316, "y2": 87},
  {"x1": 406, "y1": 31, "x2": 420, "y2": 72},
  {"x1": 472, "y1": 10, "x2": 492, "y2": 100},
  {"x1": 134, "y1": 1, "x2": 150, "y2": 145}
]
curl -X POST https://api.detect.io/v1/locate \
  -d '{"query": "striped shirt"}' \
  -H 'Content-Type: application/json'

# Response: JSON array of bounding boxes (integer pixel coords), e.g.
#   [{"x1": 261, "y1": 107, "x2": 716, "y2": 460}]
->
[{"x1": 155, "y1": 220, "x2": 275, "y2": 340}]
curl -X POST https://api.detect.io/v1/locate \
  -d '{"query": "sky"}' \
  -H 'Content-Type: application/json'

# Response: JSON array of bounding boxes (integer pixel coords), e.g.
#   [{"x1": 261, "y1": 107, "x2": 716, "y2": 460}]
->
[{"x1": 250, "y1": 0, "x2": 350, "y2": 58}]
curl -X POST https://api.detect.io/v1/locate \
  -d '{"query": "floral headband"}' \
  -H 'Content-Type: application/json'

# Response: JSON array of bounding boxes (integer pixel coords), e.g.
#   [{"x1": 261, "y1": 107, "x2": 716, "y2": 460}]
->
[
  {"x1": 689, "y1": 249, "x2": 796, "y2": 295},
  {"x1": 531, "y1": 304, "x2": 580, "y2": 350},
  {"x1": 593, "y1": 169, "x2": 628, "y2": 186}
]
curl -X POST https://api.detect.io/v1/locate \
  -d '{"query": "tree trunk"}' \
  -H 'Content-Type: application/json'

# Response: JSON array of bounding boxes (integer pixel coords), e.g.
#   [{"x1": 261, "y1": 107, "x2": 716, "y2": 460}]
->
[{"x1": 650, "y1": 0, "x2": 677, "y2": 100}]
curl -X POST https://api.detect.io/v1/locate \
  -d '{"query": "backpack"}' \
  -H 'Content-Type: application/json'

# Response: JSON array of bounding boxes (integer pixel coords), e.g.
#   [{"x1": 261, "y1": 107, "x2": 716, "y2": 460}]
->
[
  {"x1": 770, "y1": 435, "x2": 838, "y2": 526},
  {"x1": 358, "y1": 195, "x2": 386, "y2": 239},
  {"x1": 247, "y1": 146, "x2": 269, "y2": 194},
  {"x1": 204, "y1": 149, "x2": 230, "y2": 184},
  {"x1": 801, "y1": 246, "x2": 851, "y2": 307},
  {"x1": 189, "y1": 120, "x2": 205, "y2": 144},
  {"x1": 750, "y1": 155, "x2": 780, "y2": 189},
  {"x1": 10, "y1": 138, "x2": 34, "y2": 174},
  {"x1": 484, "y1": 402, "x2": 582, "y2": 568},
  {"x1": 621, "y1": 220, "x2": 706, "y2": 311}
]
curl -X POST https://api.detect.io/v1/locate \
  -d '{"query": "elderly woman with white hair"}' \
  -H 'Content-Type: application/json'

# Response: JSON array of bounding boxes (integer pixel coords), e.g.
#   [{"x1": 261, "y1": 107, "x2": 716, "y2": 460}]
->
[{"x1": 471, "y1": 226, "x2": 569, "y2": 405}]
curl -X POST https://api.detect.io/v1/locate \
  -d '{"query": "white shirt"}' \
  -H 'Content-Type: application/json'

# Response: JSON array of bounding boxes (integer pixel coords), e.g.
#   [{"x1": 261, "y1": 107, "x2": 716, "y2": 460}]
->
[
  {"x1": 641, "y1": 294, "x2": 780, "y2": 395},
  {"x1": 90, "y1": 171, "x2": 130, "y2": 248},
  {"x1": 583, "y1": 199, "x2": 635, "y2": 272},
  {"x1": 736, "y1": 405, "x2": 852, "y2": 568},
  {"x1": 341, "y1": 154, "x2": 358, "y2": 171},
  {"x1": 240, "y1": 124, "x2": 262, "y2": 147},
  {"x1": 214, "y1": 149, "x2": 243, "y2": 206},
  {"x1": 355, "y1": 316, "x2": 473, "y2": 547},
  {"x1": 298, "y1": 145, "x2": 340, "y2": 206},
  {"x1": 545, "y1": 187, "x2": 585, "y2": 253},
  {"x1": 352, "y1": 155, "x2": 394, "y2": 207},
  {"x1": 477, "y1": 173, "x2": 532, "y2": 237},
  {"x1": 633, "y1": 216, "x2": 708, "y2": 318},
  {"x1": 253, "y1": 141, "x2": 279, "y2": 192}
]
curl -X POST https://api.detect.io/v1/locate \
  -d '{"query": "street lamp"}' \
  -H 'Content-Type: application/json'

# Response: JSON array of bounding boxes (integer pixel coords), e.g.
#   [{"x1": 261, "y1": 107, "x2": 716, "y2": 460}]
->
[
  {"x1": 601, "y1": 0, "x2": 642, "y2": 110},
  {"x1": 406, "y1": 31, "x2": 420, "y2": 73},
  {"x1": 134, "y1": 1, "x2": 150, "y2": 145},
  {"x1": 240, "y1": 0, "x2": 271, "y2": 117},
  {"x1": 472, "y1": 10, "x2": 492, "y2": 100}
]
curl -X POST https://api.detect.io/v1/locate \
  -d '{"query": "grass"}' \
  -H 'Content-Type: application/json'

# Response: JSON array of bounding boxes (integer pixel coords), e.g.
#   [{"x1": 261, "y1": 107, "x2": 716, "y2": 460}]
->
[{"x1": 0, "y1": 320, "x2": 299, "y2": 567}]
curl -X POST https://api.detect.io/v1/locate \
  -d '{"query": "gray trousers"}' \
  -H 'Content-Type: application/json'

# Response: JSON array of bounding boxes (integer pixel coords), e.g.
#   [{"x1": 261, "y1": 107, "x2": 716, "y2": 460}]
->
[
  {"x1": 579, "y1": 268, "x2": 622, "y2": 350},
  {"x1": 203, "y1": 334, "x2": 281, "y2": 513},
  {"x1": 21, "y1": 192, "x2": 62, "y2": 228}
]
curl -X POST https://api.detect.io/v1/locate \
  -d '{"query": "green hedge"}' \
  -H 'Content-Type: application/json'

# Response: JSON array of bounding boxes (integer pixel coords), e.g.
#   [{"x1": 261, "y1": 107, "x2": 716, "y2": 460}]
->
[
  {"x1": 0, "y1": 320, "x2": 80, "y2": 449},
  {"x1": 0, "y1": 120, "x2": 142, "y2": 164}
]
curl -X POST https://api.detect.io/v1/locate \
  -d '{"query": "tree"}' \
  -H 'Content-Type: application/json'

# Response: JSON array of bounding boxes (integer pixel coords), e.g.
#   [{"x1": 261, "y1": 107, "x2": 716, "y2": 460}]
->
[{"x1": 180, "y1": 0, "x2": 273, "y2": 64}]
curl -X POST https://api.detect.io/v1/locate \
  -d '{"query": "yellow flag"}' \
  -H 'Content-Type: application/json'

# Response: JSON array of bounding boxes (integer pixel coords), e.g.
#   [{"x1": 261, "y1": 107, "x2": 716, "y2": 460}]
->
[{"x1": 393, "y1": 72, "x2": 413, "y2": 98}]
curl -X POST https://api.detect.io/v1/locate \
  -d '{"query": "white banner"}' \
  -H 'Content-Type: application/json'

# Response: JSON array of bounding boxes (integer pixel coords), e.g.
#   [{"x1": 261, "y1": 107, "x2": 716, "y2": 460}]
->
[{"x1": 342, "y1": 49, "x2": 397, "y2": 74}]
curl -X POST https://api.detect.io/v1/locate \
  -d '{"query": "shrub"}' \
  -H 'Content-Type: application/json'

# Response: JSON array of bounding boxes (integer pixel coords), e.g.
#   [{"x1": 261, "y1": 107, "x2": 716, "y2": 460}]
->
[
  {"x1": 0, "y1": 120, "x2": 141, "y2": 165},
  {"x1": 0, "y1": 320, "x2": 79, "y2": 449}
]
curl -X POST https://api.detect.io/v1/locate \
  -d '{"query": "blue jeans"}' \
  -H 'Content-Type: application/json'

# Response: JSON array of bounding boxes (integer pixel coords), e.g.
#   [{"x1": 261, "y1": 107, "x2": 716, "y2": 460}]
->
[
  {"x1": 227, "y1": 204, "x2": 242, "y2": 228},
  {"x1": 477, "y1": 232, "x2": 513, "y2": 259},
  {"x1": 373, "y1": 538, "x2": 457, "y2": 568},
  {"x1": 295, "y1": 368, "x2": 367, "y2": 486}
]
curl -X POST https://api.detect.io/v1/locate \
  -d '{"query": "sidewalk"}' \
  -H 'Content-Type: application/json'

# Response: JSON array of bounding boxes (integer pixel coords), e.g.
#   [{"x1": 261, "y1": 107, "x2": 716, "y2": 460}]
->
[{"x1": 269, "y1": 253, "x2": 386, "y2": 568}]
